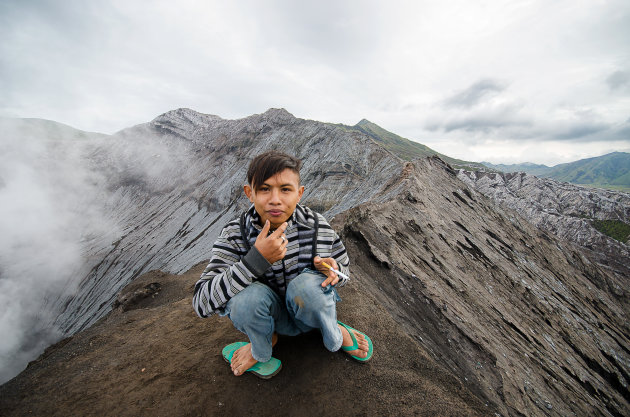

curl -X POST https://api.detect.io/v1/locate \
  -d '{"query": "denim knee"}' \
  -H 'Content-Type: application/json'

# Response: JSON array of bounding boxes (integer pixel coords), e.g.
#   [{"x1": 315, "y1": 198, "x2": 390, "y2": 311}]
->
[
  {"x1": 286, "y1": 269, "x2": 342, "y2": 351},
  {"x1": 286, "y1": 270, "x2": 340, "y2": 315},
  {"x1": 225, "y1": 282, "x2": 280, "y2": 329}
]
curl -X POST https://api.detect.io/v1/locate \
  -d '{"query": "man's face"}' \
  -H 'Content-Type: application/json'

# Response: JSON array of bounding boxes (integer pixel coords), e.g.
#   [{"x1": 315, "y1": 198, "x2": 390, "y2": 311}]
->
[{"x1": 244, "y1": 168, "x2": 304, "y2": 229}]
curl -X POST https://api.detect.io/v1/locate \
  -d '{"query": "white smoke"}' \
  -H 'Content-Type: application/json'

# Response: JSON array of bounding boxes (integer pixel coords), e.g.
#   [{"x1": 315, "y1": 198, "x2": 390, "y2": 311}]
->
[
  {"x1": 0, "y1": 119, "x2": 116, "y2": 383},
  {"x1": 0, "y1": 117, "x2": 199, "y2": 384}
]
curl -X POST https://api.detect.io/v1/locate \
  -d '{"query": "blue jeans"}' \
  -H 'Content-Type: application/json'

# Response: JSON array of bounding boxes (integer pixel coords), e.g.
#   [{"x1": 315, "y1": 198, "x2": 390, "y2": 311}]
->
[{"x1": 221, "y1": 269, "x2": 343, "y2": 362}]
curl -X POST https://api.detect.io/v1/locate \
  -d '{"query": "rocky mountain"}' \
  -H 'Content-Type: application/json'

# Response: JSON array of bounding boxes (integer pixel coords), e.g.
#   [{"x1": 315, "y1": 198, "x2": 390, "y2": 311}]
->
[
  {"x1": 1, "y1": 109, "x2": 629, "y2": 416},
  {"x1": 482, "y1": 152, "x2": 630, "y2": 191},
  {"x1": 457, "y1": 170, "x2": 630, "y2": 286}
]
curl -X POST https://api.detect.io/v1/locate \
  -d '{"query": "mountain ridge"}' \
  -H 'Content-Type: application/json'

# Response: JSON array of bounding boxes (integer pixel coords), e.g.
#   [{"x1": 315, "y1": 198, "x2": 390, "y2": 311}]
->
[{"x1": 329, "y1": 117, "x2": 486, "y2": 170}]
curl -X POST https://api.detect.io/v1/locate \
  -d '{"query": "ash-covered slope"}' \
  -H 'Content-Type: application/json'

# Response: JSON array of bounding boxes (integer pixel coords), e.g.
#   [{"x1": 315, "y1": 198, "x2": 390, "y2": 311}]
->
[
  {"x1": 458, "y1": 170, "x2": 630, "y2": 294},
  {"x1": 0, "y1": 264, "x2": 491, "y2": 417},
  {"x1": 339, "y1": 157, "x2": 629, "y2": 416}
]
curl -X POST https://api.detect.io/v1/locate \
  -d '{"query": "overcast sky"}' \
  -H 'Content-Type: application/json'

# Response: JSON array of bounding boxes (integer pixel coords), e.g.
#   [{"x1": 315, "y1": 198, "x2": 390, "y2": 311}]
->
[{"x1": 1, "y1": 0, "x2": 629, "y2": 165}]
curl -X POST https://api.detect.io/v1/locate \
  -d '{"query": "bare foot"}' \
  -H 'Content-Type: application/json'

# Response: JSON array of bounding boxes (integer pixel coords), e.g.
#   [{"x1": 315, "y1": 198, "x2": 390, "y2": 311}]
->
[
  {"x1": 231, "y1": 333, "x2": 278, "y2": 376},
  {"x1": 338, "y1": 324, "x2": 370, "y2": 358}
]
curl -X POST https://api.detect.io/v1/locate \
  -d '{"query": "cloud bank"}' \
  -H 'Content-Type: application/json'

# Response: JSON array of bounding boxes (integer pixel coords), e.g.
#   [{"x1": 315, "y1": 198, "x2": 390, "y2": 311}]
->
[{"x1": 0, "y1": 0, "x2": 628, "y2": 165}]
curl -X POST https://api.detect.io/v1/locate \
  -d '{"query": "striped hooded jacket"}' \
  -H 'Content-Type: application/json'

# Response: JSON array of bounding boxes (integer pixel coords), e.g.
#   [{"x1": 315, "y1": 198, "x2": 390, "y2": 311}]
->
[{"x1": 192, "y1": 204, "x2": 350, "y2": 318}]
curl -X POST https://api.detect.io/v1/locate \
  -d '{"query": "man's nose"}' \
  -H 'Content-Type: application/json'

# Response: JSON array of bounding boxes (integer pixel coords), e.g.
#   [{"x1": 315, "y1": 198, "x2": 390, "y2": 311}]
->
[{"x1": 270, "y1": 188, "x2": 281, "y2": 203}]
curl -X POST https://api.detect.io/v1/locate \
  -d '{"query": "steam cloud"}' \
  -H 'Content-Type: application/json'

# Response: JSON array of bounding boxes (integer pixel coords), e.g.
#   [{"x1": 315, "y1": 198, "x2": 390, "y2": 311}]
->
[{"x1": 0, "y1": 118, "x2": 193, "y2": 384}]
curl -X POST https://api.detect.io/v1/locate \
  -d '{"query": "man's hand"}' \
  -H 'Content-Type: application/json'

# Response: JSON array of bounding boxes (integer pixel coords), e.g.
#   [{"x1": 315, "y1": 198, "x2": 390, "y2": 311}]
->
[
  {"x1": 254, "y1": 220, "x2": 288, "y2": 264},
  {"x1": 313, "y1": 256, "x2": 340, "y2": 287}
]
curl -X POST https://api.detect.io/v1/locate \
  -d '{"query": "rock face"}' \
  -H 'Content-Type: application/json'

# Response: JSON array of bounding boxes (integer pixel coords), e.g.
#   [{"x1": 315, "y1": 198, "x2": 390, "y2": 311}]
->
[
  {"x1": 2, "y1": 109, "x2": 629, "y2": 416},
  {"x1": 339, "y1": 158, "x2": 629, "y2": 416},
  {"x1": 457, "y1": 170, "x2": 630, "y2": 299}
]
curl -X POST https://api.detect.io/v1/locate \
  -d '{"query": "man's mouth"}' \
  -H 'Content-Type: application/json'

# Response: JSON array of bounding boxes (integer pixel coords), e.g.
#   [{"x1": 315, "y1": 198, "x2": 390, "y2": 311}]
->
[{"x1": 268, "y1": 210, "x2": 284, "y2": 216}]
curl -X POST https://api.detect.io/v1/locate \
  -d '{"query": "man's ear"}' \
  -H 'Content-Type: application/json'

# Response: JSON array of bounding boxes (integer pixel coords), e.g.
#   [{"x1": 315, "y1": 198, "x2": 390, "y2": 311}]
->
[
  {"x1": 297, "y1": 185, "x2": 305, "y2": 201},
  {"x1": 244, "y1": 184, "x2": 254, "y2": 202}
]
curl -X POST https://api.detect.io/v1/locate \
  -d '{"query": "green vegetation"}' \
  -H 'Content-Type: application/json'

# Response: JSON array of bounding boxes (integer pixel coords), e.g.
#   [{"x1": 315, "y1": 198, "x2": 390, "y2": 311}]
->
[
  {"x1": 485, "y1": 152, "x2": 630, "y2": 192},
  {"x1": 354, "y1": 119, "x2": 435, "y2": 161},
  {"x1": 549, "y1": 152, "x2": 630, "y2": 190},
  {"x1": 591, "y1": 219, "x2": 630, "y2": 243},
  {"x1": 330, "y1": 119, "x2": 486, "y2": 171}
]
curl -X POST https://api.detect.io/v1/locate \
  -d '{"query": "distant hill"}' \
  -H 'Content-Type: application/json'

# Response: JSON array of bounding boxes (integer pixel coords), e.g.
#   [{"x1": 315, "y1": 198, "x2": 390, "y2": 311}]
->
[
  {"x1": 483, "y1": 152, "x2": 630, "y2": 191},
  {"x1": 333, "y1": 119, "x2": 486, "y2": 170},
  {"x1": 480, "y1": 161, "x2": 553, "y2": 177}
]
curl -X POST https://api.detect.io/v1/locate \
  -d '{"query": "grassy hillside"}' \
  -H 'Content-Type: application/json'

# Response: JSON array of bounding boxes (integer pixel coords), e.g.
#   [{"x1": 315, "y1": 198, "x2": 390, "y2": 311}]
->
[
  {"x1": 483, "y1": 152, "x2": 630, "y2": 192},
  {"x1": 548, "y1": 152, "x2": 630, "y2": 190},
  {"x1": 333, "y1": 119, "x2": 486, "y2": 170}
]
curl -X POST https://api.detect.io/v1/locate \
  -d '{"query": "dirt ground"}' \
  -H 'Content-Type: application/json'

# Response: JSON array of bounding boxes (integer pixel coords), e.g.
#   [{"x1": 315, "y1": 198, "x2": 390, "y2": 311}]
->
[{"x1": 0, "y1": 263, "x2": 493, "y2": 417}]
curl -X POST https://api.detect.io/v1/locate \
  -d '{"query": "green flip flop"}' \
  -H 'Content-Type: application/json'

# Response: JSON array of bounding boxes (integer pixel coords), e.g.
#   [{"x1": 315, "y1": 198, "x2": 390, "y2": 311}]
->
[
  {"x1": 222, "y1": 342, "x2": 282, "y2": 379},
  {"x1": 337, "y1": 321, "x2": 373, "y2": 363}
]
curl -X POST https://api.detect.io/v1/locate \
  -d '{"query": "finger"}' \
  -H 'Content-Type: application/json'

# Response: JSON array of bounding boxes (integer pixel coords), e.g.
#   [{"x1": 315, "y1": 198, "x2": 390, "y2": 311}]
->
[
  {"x1": 257, "y1": 220, "x2": 271, "y2": 241},
  {"x1": 321, "y1": 270, "x2": 337, "y2": 286},
  {"x1": 326, "y1": 258, "x2": 339, "y2": 270},
  {"x1": 269, "y1": 222, "x2": 288, "y2": 238}
]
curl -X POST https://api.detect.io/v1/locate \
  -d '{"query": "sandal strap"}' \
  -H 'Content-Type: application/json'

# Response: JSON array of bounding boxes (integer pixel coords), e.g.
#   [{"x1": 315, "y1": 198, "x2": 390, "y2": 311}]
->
[{"x1": 338, "y1": 321, "x2": 359, "y2": 351}]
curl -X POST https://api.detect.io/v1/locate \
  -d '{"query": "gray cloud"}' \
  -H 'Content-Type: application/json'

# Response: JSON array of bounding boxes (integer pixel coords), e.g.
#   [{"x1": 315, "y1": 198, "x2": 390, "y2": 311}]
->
[
  {"x1": 606, "y1": 70, "x2": 630, "y2": 92},
  {"x1": 443, "y1": 79, "x2": 507, "y2": 109},
  {"x1": 248, "y1": 0, "x2": 383, "y2": 67},
  {"x1": 551, "y1": 122, "x2": 610, "y2": 141},
  {"x1": 1, "y1": 0, "x2": 629, "y2": 164},
  {"x1": 441, "y1": 116, "x2": 530, "y2": 134},
  {"x1": 425, "y1": 97, "x2": 532, "y2": 137}
]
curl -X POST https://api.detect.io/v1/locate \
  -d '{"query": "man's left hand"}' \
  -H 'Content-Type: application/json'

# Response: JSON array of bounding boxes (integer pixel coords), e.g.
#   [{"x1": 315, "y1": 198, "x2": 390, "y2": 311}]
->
[{"x1": 313, "y1": 256, "x2": 340, "y2": 287}]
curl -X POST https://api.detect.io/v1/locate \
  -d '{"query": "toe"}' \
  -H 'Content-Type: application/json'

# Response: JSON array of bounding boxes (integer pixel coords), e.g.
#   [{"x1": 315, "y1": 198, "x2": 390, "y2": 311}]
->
[{"x1": 232, "y1": 361, "x2": 243, "y2": 375}]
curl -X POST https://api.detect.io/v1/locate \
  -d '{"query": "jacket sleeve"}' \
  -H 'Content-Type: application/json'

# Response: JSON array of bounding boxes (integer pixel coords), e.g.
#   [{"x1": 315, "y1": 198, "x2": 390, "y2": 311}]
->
[{"x1": 192, "y1": 224, "x2": 271, "y2": 317}]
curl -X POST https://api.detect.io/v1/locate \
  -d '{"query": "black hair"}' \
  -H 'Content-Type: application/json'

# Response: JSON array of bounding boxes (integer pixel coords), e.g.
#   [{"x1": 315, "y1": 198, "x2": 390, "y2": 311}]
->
[{"x1": 247, "y1": 150, "x2": 302, "y2": 191}]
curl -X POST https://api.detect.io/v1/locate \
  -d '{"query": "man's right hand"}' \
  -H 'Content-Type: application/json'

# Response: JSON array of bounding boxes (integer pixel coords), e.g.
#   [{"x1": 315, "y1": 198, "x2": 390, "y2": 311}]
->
[{"x1": 254, "y1": 220, "x2": 288, "y2": 264}]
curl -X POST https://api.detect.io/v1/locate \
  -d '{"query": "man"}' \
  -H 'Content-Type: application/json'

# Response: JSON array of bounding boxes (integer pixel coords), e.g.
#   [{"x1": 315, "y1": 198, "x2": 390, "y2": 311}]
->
[{"x1": 192, "y1": 150, "x2": 373, "y2": 378}]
